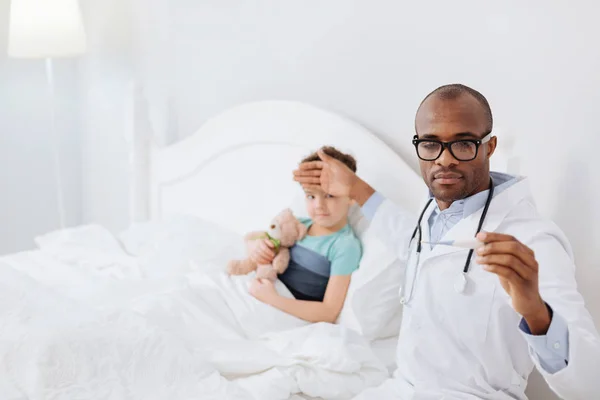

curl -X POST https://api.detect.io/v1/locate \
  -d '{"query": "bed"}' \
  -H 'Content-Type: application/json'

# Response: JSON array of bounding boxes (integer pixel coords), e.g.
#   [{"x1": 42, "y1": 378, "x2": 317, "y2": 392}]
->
[{"x1": 0, "y1": 94, "x2": 426, "y2": 399}]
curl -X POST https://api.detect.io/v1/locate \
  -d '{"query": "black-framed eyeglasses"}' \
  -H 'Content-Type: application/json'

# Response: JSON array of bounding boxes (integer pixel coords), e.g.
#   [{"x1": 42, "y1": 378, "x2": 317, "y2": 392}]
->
[{"x1": 412, "y1": 132, "x2": 493, "y2": 162}]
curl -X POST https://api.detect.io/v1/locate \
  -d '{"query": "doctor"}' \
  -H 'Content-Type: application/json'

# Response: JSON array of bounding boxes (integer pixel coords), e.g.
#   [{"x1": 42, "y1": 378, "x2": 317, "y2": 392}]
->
[{"x1": 294, "y1": 84, "x2": 600, "y2": 399}]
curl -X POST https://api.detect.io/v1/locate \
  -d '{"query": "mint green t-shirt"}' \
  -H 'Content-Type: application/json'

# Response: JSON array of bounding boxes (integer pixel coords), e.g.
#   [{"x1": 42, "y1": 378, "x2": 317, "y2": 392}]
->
[
  {"x1": 278, "y1": 218, "x2": 362, "y2": 301},
  {"x1": 296, "y1": 217, "x2": 362, "y2": 276}
]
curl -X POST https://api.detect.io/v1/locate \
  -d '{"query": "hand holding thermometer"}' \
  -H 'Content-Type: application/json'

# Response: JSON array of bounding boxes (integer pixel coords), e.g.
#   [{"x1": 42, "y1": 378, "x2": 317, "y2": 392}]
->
[{"x1": 421, "y1": 238, "x2": 485, "y2": 250}]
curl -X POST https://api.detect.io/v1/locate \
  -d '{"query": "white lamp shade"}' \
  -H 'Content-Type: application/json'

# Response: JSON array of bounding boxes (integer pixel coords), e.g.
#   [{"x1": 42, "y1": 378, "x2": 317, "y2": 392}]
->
[{"x1": 8, "y1": 0, "x2": 87, "y2": 58}]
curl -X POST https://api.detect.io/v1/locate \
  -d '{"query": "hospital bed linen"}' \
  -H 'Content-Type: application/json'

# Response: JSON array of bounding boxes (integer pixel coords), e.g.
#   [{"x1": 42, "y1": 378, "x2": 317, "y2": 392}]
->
[{"x1": 0, "y1": 223, "x2": 390, "y2": 400}]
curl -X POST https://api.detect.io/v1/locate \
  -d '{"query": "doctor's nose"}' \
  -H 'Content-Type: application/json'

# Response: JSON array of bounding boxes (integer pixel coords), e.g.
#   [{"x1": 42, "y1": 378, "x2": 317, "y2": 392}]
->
[{"x1": 436, "y1": 147, "x2": 459, "y2": 167}]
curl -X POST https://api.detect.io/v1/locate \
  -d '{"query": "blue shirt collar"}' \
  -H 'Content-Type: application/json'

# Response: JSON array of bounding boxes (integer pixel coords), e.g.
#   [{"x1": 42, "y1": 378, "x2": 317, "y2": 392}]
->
[{"x1": 429, "y1": 171, "x2": 520, "y2": 220}]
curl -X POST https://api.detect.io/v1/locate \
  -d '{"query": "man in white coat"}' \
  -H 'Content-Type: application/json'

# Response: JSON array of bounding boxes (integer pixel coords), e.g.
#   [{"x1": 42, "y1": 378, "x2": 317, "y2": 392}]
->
[{"x1": 294, "y1": 84, "x2": 600, "y2": 399}]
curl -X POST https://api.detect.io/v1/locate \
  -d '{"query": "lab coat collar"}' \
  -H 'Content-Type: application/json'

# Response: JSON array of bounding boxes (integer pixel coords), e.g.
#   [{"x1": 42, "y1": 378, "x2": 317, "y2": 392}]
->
[
  {"x1": 420, "y1": 176, "x2": 531, "y2": 263},
  {"x1": 427, "y1": 171, "x2": 519, "y2": 222}
]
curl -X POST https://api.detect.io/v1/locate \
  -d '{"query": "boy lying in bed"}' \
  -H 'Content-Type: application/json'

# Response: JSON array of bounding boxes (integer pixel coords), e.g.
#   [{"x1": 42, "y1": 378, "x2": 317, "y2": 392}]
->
[{"x1": 247, "y1": 147, "x2": 362, "y2": 323}]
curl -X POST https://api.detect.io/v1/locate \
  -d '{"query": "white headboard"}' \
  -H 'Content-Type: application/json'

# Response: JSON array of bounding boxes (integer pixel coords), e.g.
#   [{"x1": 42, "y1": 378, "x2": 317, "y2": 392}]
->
[{"x1": 128, "y1": 88, "x2": 426, "y2": 235}]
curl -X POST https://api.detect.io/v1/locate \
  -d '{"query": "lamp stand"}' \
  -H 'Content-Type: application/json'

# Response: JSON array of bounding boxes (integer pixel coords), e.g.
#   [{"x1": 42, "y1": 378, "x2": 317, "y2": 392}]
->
[{"x1": 45, "y1": 58, "x2": 66, "y2": 229}]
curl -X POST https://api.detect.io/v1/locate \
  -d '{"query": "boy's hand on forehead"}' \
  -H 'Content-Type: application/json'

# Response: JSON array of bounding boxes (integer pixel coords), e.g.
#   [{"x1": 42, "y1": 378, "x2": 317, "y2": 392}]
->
[{"x1": 293, "y1": 149, "x2": 357, "y2": 198}]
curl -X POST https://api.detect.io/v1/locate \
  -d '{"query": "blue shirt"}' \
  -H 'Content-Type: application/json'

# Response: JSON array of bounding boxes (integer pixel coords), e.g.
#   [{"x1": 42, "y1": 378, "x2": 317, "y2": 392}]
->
[
  {"x1": 296, "y1": 218, "x2": 362, "y2": 276},
  {"x1": 361, "y1": 171, "x2": 569, "y2": 373},
  {"x1": 279, "y1": 218, "x2": 361, "y2": 302}
]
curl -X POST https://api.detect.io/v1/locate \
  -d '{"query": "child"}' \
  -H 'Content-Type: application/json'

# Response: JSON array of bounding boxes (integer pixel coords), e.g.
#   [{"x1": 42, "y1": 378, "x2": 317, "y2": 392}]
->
[{"x1": 248, "y1": 147, "x2": 362, "y2": 323}]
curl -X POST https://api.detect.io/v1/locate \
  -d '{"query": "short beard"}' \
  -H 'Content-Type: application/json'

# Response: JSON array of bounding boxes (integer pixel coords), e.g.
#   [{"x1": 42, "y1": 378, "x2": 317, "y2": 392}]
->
[
  {"x1": 429, "y1": 169, "x2": 489, "y2": 204},
  {"x1": 431, "y1": 184, "x2": 471, "y2": 204}
]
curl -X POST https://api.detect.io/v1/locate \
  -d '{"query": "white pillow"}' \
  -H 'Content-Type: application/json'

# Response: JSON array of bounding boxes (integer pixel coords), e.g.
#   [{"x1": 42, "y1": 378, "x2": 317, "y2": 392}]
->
[
  {"x1": 118, "y1": 215, "x2": 245, "y2": 279},
  {"x1": 337, "y1": 219, "x2": 403, "y2": 341}
]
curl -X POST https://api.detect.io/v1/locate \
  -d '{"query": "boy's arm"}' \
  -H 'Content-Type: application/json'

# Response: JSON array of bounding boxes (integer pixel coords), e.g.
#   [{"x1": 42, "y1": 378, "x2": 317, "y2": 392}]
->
[
  {"x1": 263, "y1": 235, "x2": 360, "y2": 323},
  {"x1": 266, "y1": 275, "x2": 351, "y2": 323},
  {"x1": 251, "y1": 229, "x2": 359, "y2": 323}
]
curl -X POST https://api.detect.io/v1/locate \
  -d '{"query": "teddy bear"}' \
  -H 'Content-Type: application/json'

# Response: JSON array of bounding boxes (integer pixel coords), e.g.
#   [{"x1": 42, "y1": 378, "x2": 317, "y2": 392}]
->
[{"x1": 227, "y1": 208, "x2": 308, "y2": 281}]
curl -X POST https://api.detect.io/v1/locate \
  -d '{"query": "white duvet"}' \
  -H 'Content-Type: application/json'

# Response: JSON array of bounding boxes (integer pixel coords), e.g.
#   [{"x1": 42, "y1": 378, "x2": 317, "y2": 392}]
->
[{"x1": 0, "y1": 224, "x2": 388, "y2": 400}]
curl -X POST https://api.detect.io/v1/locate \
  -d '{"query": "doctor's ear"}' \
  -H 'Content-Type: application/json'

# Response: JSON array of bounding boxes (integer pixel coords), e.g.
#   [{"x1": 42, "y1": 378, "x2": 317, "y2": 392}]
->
[{"x1": 486, "y1": 136, "x2": 498, "y2": 158}]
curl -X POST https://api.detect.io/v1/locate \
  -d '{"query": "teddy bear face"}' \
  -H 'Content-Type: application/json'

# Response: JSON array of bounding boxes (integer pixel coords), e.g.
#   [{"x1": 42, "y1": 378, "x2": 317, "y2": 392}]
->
[
  {"x1": 268, "y1": 209, "x2": 307, "y2": 247},
  {"x1": 267, "y1": 222, "x2": 282, "y2": 241}
]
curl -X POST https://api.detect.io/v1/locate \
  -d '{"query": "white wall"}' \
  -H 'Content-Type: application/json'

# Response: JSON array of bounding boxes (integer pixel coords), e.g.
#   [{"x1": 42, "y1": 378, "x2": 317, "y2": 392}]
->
[
  {"x1": 0, "y1": 0, "x2": 134, "y2": 252},
  {"x1": 0, "y1": 0, "x2": 83, "y2": 254},
  {"x1": 79, "y1": 0, "x2": 134, "y2": 233},
  {"x1": 132, "y1": 1, "x2": 600, "y2": 398}
]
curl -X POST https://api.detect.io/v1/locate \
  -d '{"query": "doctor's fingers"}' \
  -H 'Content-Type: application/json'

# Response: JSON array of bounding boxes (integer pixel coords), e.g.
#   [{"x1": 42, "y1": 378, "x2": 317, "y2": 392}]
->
[
  {"x1": 483, "y1": 264, "x2": 526, "y2": 285},
  {"x1": 294, "y1": 165, "x2": 322, "y2": 182},
  {"x1": 477, "y1": 241, "x2": 538, "y2": 271},
  {"x1": 478, "y1": 254, "x2": 534, "y2": 281},
  {"x1": 294, "y1": 176, "x2": 321, "y2": 185},
  {"x1": 293, "y1": 169, "x2": 321, "y2": 177},
  {"x1": 297, "y1": 161, "x2": 324, "y2": 171},
  {"x1": 300, "y1": 184, "x2": 322, "y2": 192}
]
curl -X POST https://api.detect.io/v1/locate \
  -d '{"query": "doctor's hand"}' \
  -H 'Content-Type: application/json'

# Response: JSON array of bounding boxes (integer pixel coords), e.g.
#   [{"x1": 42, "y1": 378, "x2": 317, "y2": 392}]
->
[
  {"x1": 293, "y1": 149, "x2": 374, "y2": 205},
  {"x1": 476, "y1": 232, "x2": 551, "y2": 335},
  {"x1": 293, "y1": 149, "x2": 356, "y2": 197}
]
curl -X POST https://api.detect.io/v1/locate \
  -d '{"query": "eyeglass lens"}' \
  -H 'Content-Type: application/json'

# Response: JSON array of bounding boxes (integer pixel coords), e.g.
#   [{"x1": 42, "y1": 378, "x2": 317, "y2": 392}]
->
[{"x1": 417, "y1": 140, "x2": 477, "y2": 161}]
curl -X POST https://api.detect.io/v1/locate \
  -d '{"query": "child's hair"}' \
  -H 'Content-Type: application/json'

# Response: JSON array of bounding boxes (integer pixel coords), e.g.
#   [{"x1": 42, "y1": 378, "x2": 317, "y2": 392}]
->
[{"x1": 302, "y1": 146, "x2": 357, "y2": 173}]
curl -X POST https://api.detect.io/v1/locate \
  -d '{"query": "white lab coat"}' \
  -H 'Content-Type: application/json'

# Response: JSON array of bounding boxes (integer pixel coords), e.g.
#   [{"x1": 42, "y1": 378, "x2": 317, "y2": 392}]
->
[{"x1": 357, "y1": 177, "x2": 600, "y2": 400}]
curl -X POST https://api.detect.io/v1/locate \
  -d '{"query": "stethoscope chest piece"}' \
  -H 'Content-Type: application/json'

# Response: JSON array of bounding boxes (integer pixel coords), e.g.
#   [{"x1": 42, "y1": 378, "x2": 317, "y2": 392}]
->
[{"x1": 454, "y1": 272, "x2": 468, "y2": 294}]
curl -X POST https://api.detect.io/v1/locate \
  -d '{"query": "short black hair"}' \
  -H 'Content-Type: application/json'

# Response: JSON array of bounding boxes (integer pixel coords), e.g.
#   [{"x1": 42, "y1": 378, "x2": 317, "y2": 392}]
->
[{"x1": 417, "y1": 83, "x2": 493, "y2": 132}]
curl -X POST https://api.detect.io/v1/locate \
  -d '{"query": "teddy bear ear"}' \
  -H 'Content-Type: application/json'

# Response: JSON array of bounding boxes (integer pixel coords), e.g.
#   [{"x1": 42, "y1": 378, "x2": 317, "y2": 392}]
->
[
  {"x1": 297, "y1": 220, "x2": 308, "y2": 239},
  {"x1": 280, "y1": 208, "x2": 294, "y2": 218}
]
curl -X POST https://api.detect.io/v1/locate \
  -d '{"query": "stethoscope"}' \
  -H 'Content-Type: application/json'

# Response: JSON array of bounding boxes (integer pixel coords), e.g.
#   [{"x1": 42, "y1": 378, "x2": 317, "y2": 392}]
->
[{"x1": 400, "y1": 177, "x2": 494, "y2": 305}]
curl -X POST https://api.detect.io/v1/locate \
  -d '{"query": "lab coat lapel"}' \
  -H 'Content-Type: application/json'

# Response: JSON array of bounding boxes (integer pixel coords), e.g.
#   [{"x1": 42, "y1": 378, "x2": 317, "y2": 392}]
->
[
  {"x1": 416, "y1": 198, "x2": 437, "y2": 248},
  {"x1": 420, "y1": 178, "x2": 531, "y2": 264}
]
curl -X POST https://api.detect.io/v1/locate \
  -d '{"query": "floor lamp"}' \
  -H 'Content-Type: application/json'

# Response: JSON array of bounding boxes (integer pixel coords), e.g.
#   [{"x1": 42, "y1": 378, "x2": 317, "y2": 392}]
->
[{"x1": 8, "y1": 0, "x2": 87, "y2": 229}]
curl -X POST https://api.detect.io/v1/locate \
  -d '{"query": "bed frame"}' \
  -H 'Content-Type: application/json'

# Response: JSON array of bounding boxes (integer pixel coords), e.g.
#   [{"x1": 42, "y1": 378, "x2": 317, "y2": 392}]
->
[{"x1": 126, "y1": 85, "x2": 513, "y2": 235}]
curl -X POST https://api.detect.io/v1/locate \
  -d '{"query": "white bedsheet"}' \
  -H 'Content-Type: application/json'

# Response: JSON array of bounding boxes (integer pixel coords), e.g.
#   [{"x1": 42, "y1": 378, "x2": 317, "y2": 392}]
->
[
  {"x1": 370, "y1": 335, "x2": 399, "y2": 374},
  {"x1": 287, "y1": 337, "x2": 398, "y2": 400},
  {"x1": 0, "y1": 225, "x2": 389, "y2": 400}
]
